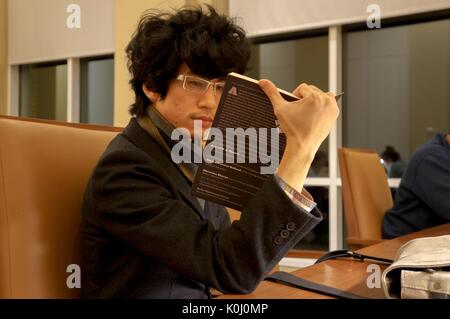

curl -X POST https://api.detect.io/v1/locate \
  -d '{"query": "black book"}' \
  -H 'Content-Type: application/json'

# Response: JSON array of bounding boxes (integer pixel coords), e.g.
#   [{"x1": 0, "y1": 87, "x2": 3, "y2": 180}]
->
[{"x1": 191, "y1": 72, "x2": 341, "y2": 211}]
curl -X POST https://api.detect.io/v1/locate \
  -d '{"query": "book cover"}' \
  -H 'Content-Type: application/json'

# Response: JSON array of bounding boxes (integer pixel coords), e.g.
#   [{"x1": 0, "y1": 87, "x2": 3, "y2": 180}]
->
[{"x1": 191, "y1": 72, "x2": 299, "y2": 211}]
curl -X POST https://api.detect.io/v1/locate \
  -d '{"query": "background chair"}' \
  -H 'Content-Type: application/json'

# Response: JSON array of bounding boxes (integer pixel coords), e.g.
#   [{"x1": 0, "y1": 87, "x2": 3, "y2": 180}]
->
[
  {"x1": 338, "y1": 148, "x2": 394, "y2": 250},
  {"x1": 0, "y1": 116, "x2": 121, "y2": 298}
]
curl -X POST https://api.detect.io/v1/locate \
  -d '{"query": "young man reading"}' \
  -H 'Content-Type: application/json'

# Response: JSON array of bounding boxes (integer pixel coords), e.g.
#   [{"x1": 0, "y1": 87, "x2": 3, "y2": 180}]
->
[{"x1": 81, "y1": 6, "x2": 339, "y2": 298}]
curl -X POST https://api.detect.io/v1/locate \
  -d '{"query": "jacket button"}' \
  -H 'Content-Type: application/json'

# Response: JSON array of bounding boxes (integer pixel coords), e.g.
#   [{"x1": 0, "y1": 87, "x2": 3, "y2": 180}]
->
[
  {"x1": 273, "y1": 236, "x2": 284, "y2": 245},
  {"x1": 286, "y1": 222, "x2": 296, "y2": 231},
  {"x1": 280, "y1": 229, "x2": 290, "y2": 238}
]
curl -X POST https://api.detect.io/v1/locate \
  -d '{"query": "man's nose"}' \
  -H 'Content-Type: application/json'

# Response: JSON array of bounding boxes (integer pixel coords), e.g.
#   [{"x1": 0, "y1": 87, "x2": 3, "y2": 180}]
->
[{"x1": 198, "y1": 84, "x2": 218, "y2": 109}]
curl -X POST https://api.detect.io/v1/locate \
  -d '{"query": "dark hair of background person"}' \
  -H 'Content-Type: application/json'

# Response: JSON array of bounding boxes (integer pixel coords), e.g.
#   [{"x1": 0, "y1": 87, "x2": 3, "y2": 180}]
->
[
  {"x1": 126, "y1": 5, "x2": 251, "y2": 117},
  {"x1": 381, "y1": 146, "x2": 401, "y2": 162}
]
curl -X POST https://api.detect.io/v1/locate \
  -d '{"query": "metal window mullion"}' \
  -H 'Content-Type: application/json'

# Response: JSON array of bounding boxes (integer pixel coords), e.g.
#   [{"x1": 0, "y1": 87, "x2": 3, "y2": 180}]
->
[
  {"x1": 67, "y1": 58, "x2": 80, "y2": 123},
  {"x1": 304, "y1": 177, "x2": 331, "y2": 186},
  {"x1": 328, "y1": 25, "x2": 343, "y2": 251},
  {"x1": 7, "y1": 65, "x2": 19, "y2": 116}
]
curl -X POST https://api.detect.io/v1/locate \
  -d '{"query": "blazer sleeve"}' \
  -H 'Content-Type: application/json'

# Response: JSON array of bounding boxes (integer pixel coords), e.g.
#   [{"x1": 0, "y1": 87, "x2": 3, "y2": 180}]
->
[
  {"x1": 413, "y1": 151, "x2": 450, "y2": 221},
  {"x1": 85, "y1": 147, "x2": 322, "y2": 294}
]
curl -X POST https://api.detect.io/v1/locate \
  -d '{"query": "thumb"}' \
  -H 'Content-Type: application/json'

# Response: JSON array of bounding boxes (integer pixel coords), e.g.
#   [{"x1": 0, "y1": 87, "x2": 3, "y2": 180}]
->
[{"x1": 259, "y1": 79, "x2": 284, "y2": 106}]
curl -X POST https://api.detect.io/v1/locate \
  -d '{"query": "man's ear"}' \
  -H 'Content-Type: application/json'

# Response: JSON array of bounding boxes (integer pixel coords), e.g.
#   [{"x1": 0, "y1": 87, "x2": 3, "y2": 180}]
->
[{"x1": 142, "y1": 84, "x2": 161, "y2": 103}]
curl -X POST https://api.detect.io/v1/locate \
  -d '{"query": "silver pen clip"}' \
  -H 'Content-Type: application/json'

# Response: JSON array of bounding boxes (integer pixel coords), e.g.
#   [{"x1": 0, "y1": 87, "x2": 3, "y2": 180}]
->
[{"x1": 334, "y1": 92, "x2": 344, "y2": 102}]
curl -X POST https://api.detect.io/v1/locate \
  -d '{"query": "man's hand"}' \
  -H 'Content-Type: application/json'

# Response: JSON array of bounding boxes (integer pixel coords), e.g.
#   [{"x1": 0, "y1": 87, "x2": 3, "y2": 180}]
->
[{"x1": 259, "y1": 80, "x2": 339, "y2": 192}]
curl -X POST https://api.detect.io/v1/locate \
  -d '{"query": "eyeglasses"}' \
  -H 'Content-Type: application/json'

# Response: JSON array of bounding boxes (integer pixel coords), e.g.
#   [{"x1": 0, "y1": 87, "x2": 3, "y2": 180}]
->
[{"x1": 176, "y1": 74, "x2": 225, "y2": 96}]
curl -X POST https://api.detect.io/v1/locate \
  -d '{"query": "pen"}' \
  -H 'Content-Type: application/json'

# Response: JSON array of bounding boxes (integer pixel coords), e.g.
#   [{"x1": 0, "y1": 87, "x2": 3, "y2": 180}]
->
[{"x1": 335, "y1": 92, "x2": 344, "y2": 101}]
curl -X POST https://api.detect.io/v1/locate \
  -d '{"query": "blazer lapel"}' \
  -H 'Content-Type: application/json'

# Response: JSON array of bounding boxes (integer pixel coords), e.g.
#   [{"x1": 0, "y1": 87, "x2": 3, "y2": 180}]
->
[{"x1": 122, "y1": 118, "x2": 205, "y2": 218}]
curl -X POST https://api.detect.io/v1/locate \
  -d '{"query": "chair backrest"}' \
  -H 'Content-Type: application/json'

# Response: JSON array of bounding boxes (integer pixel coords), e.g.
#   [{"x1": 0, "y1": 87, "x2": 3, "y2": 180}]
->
[
  {"x1": 338, "y1": 148, "x2": 393, "y2": 246},
  {"x1": 0, "y1": 116, "x2": 122, "y2": 298}
]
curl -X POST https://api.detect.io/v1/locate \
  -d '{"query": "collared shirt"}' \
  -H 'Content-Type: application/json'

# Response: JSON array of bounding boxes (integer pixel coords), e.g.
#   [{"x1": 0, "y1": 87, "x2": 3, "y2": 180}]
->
[
  {"x1": 147, "y1": 107, "x2": 206, "y2": 211},
  {"x1": 146, "y1": 107, "x2": 317, "y2": 213}
]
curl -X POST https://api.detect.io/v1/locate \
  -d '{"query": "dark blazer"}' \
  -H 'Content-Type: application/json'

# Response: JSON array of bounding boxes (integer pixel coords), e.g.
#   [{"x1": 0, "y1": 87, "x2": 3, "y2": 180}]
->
[
  {"x1": 81, "y1": 118, "x2": 322, "y2": 298},
  {"x1": 382, "y1": 133, "x2": 450, "y2": 239}
]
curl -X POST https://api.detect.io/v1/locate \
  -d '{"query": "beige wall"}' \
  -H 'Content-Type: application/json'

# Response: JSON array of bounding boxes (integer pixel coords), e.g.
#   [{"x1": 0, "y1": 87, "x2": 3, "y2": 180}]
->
[
  {"x1": 8, "y1": 0, "x2": 114, "y2": 65},
  {"x1": 114, "y1": 0, "x2": 184, "y2": 126},
  {"x1": 0, "y1": 0, "x2": 7, "y2": 115},
  {"x1": 114, "y1": 0, "x2": 226, "y2": 127},
  {"x1": 231, "y1": 0, "x2": 450, "y2": 37}
]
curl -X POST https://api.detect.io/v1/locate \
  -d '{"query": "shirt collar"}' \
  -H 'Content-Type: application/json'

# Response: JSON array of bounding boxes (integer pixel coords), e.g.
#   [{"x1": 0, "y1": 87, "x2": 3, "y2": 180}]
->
[
  {"x1": 145, "y1": 106, "x2": 202, "y2": 175},
  {"x1": 146, "y1": 106, "x2": 176, "y2": 142}
]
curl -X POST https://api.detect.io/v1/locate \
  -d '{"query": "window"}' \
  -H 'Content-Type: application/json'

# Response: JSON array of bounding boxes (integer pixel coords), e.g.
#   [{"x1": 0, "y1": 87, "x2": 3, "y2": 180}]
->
[
  {"x1": 247, "y1": 35, "x2": 330, "y2": 177},
  {"x1": 19, "y1": 62, "x2": 67, "y2": 121},
  {"x1": 294, "y1": 187, "x2": 329, "y2": 250},
  {"x1": 343, "y1": 19, "x2": 450, "y2": 178},
  {"x1": 248, "y1": 35, "x2": 331, "y2": 251},
  {"x1": 80, "y1": 56, "x2": 114, "y2": 125}
]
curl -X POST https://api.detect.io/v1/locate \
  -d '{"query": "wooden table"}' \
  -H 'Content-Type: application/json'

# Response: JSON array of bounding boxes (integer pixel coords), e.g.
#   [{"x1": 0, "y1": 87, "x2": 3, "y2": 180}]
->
[{"x1": 219, "y1": 223, "x2": 450, "y2": 299}]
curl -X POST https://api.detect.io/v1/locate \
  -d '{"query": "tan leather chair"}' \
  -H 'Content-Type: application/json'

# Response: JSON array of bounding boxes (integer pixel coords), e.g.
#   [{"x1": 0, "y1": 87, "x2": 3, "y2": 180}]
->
[
  {"x1": 338, "y1": 148, "x2": 393, "y2": 250},
  {"x1": 0, "y1": 116, "x2": 122, "y2": 298}
]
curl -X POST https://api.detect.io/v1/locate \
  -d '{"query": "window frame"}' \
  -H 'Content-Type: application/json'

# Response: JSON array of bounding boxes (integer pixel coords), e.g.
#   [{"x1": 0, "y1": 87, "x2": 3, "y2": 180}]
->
[
  {"x1": 247, "y1": 10, "x2": 449, "y2": 262},
  {"x1": 8, "y1": 53, "x2": 114, "y2": 123}
]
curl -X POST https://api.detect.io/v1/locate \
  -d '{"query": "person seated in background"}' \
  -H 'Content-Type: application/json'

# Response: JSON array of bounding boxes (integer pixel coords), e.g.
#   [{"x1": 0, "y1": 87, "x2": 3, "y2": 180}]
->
[
  {"x1": 380, "y1": 145, "x2": 406, "y2": 178},
  {"x1": 382, "y1": 133, "x2": 450, "y2": 239}
]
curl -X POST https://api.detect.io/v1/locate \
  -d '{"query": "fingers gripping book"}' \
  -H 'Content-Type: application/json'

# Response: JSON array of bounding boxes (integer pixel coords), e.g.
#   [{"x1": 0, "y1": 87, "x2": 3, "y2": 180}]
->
[{"x1": 191, "y1": 72, "x2": 342, "y2": 211}]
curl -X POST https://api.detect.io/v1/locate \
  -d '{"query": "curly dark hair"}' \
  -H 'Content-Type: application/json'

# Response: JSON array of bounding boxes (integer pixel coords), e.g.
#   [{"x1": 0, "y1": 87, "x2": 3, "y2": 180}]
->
[
  {"x1": 381, "y1": 146, "x2": 401, "y2": 162},
  {"x1": 126, "y1": 5, "x2": 251, "y2": 117}
]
